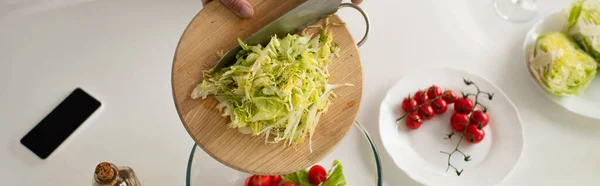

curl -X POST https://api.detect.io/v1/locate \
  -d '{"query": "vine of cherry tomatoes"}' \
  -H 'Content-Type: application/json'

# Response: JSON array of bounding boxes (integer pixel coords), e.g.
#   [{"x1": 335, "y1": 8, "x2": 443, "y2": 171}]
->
[
  {"x1": 399, "y1": 85, "x2": 454, "y2": 129},
  {"x1": 401, "y1": 79, "x2": 494, "y2": 176},
  {"x1": 398, "y1": 85, "x2": 491, "y2": 144}
]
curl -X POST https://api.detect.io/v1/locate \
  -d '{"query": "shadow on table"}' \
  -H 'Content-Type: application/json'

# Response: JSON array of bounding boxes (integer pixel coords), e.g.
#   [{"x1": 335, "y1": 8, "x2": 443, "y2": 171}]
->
[{"x1": 8, "y1": 137, "x2": 45, "y2": 167}]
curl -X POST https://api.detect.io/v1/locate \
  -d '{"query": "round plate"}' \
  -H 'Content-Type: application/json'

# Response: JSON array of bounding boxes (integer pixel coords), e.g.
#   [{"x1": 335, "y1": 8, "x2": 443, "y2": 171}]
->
[
  {"x1": 523, "y1": 12, "x2": 600, "y2": 119},
  {"x1": 186, "y1": 122, "x2": 382, "y2": 186},
  {"x1": 171, "y1": 0, "x2": 363, "y2": 175},
  {"x1": 379, "y1": 68, "x2": 523, "y2": 186}
]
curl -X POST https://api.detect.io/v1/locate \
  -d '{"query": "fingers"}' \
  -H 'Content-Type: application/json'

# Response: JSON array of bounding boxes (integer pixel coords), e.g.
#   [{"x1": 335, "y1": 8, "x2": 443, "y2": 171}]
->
[
  {"x1": 220, "y1": 0, "x2": 254, "y2": 19},
  {"x1": 351, "y1": 0, "x2": 363, "y2": 5},
  {"x1": 202, "y1": 0, "x2": 211, "y2": 5}
]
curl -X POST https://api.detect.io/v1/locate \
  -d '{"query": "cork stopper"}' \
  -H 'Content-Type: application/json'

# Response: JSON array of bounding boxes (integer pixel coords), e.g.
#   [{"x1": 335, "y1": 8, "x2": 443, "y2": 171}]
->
[{"x1": 95, "y1": 162, "x2": 115, "y2": 184}]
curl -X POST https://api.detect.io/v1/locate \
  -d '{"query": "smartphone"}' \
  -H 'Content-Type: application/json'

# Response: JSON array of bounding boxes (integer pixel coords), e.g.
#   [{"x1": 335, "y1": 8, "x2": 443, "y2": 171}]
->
[{"x1": 20, "y1": 88, "x2": 101, "y2": 159}]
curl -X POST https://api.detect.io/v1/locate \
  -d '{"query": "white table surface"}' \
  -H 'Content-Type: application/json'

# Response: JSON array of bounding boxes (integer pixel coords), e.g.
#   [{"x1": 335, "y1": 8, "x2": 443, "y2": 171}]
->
[{"x1": 2, "y1": 0, "x2": 600, "y2": 185}]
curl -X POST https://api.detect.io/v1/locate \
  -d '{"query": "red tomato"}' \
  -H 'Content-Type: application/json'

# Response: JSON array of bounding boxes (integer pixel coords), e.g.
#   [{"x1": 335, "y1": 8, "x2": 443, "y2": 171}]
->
[
  {"x1": 418, "y1": 104, "x2": 434, "y2": 120},
  {"x1": 413, "y1": 90, "x2": 429, "y2": 105},
  {"x1": 269, "y1": 175, "x2": 281, "y2": 186},
  {"x1": 401, "y1": 96, "x2": 418, "y2": 112},
  {"x1": 427, "y1": 85, "x2": 443, "y2": 99},
  {"x1": 308, "y1": 165, "x2": 327, "y2": 185},
  {"x1": 465, "y1": 124, "x2": 485, "y2": 143},
  {"x1": 470, "y1": 110, "x2": 490, "y2": 128},
  {"x1": 245, "y1": 176, "x2": 252, "y2": 186},
  {"x1": 249, "y1": 175, "x2": 271, "y2": 186},
  {"x1": 442, "y1": 90, "x2": 457, "y2": 104},
  {"x1": 431, "y1": 98, "x2": 448, "y2": 114},
  {"x1": 406, "y1": 113, "x2": 422, "y2": 129},
  {"x1": 281, "y1": 182, "x2": 297, "y2": 186},
  {"x1": 450, "y1": 113, "x2": 470, "y2": 133},
  {"x1": 454, "y1": 98, "x2": 474, "y2": 114}
]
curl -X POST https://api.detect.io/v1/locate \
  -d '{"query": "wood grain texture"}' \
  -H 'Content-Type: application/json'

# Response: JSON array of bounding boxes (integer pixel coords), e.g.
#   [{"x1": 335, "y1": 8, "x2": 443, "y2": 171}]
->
[{"x1": 172, "y1": 0, "x2": 363, "y2": 175}]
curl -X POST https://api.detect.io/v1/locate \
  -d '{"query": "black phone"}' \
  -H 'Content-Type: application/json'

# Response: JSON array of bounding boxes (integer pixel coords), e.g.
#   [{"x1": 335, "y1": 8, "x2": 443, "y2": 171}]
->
[{"x1": 20, "y1": 88, "x2": 101, "y2": 159}]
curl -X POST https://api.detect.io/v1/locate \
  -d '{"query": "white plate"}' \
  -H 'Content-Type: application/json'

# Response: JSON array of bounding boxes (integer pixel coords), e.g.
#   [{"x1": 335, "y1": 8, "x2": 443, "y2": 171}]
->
[
  {"x1": 523, "y1": 12, "x2": 600, "y2": 119},
  {"x1": 379, "y1": 68, "x2": 523, "y2": 186}
]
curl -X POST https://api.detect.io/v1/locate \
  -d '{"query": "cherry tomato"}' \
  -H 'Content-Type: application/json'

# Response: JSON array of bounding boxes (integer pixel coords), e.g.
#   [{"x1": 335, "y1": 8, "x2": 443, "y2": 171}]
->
[
  {"x1": 249, "y1": 175, "x2": 271, "y2": 186},
  {"x1": 427, "y1": 85, "x2": 443, "y2": 99},
  {"x1": 245, "y1": 176, "x2": 252, "y2": 186},
  {"x1": 454, "y1": 98, "x2": 474, "y2": 114},
  {"x1": 450, "y1": 113, "x2": 470, "y2": 133},
  {"x1": 470, "y1": 110, "x2": 490, "y2": 128},
  {"x1": 442, "y1": 90, "x2": 457, "y2": 104},
  {"x1": 281, "y1": 182, "x2": 297, "y2": 186},
  {"x1": 413, "y1": 90, "x2": 429, "y2": 105},
  {"x1": 308, "y1": 165, "x2": 327, "y2": 185},
  {"x1": 465, "y1": 124, "x2": 485, "y2": 143},
  {"x1": 418, "y1": 104, "x2": 434, "y2": 120},
  {"x1": 431, "y1": 98, "x2": 448, "y2": 114},
  {"x1": 269, "y1": 175, "x2": 281, "y2": 186},
  {"x1": 401, "y1": 96, "x2": 418, "y2": 113},
  {"x1": 406, "y1": 113, "x2": 422, "y2": 129}
]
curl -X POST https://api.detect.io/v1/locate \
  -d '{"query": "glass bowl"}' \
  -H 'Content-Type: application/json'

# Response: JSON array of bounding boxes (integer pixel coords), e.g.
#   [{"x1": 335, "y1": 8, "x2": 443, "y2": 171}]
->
[{"x1": 186, "y1": 121, "x2": 382, "y2": 186}]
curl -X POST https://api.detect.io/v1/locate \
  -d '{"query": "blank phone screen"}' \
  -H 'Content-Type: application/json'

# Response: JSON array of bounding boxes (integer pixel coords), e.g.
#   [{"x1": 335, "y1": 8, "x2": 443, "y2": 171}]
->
[{"x1": 20, "y1": 88, "x2": 101, "y2": 159}]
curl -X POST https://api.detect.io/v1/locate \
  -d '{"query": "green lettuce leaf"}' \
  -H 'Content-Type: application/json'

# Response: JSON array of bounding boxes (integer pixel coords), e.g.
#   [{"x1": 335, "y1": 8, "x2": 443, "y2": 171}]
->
[
  {"x1": 282, "y1": 170, "x2": 312, "y2": 186},
  {"x1": 281, "y1": 160, "x2": 346, "y2": 186},
  {"x1": 321, "y1": 160, "x2": 346, "y2": 186}
]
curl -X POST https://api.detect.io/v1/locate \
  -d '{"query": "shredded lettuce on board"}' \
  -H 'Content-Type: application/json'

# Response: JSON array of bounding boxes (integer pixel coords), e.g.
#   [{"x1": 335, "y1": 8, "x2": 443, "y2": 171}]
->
[
  {"x1": 191, "y1": 21, "x2": 349, "y2": 148},
  {"x1": 531, "y1": 32, "x2": 597, "y2": 96},
  {"x1": 566, "y1": 0, "x2": 600, "y2": 63}
]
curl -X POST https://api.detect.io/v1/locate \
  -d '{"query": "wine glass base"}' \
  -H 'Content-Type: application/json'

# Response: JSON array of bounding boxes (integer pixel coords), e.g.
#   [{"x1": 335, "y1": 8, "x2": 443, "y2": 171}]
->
[{"x1": 494, "y1": 0, "x2": 537, "y2": 23}]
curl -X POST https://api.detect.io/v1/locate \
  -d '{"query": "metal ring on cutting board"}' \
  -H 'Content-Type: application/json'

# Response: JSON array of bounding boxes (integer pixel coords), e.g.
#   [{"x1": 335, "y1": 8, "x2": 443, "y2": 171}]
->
[{"x1": 338, "y1": 3, "x2": 370, "y2": 47}]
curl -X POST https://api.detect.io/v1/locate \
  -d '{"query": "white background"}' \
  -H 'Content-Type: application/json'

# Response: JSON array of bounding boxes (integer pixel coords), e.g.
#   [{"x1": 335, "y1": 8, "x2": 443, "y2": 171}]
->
[{"x1": 2, "y1": 0, "x2": 600, "y2": 185}]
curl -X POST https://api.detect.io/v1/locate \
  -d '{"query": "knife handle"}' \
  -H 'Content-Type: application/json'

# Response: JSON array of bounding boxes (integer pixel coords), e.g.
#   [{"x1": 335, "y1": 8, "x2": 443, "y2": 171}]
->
[{"x1": 339, "y1": 3, "x2": 370, "y2": 47}]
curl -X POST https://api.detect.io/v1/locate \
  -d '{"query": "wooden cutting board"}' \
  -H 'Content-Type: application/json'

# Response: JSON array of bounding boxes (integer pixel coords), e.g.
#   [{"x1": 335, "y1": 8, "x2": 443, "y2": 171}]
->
[{"x1": 171, "y1": 0, "x2": 363, "y2": 175}]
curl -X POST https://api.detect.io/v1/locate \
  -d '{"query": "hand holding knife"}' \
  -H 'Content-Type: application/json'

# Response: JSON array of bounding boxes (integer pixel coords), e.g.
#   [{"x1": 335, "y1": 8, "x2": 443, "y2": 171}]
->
[{"x1": 202, "y1": 0, "x2": 364, "y2": 19}]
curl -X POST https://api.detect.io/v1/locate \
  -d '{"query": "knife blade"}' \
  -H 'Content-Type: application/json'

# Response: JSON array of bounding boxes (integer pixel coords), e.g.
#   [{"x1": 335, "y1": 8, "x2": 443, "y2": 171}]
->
[{"x1": 213, "y1": 0, "x2": 343, "y2": 71}]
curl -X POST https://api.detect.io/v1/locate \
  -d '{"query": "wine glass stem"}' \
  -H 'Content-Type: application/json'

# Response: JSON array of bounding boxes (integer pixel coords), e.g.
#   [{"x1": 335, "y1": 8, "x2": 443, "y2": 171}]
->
[{"x1": 494, "y1": 0, "x2": 537, "y2": 22}]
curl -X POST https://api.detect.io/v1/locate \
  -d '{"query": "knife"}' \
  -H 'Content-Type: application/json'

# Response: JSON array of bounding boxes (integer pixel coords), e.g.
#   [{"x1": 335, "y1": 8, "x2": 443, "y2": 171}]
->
[{"x1": 213, "y1": 0, "x2": 344, "y2": 71}]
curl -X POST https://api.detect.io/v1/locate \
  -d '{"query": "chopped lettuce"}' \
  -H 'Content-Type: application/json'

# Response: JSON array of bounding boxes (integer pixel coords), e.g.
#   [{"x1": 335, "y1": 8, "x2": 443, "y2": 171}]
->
[
  {"x1": 565, "y1": 0, "x2": 600, "y2": 63},
  {"x1": 191, "y1": 25, "x2": 347, "y2": 147},
  {"x1": 531, "y1": 32, "x2": 597, "y2": 96}
]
